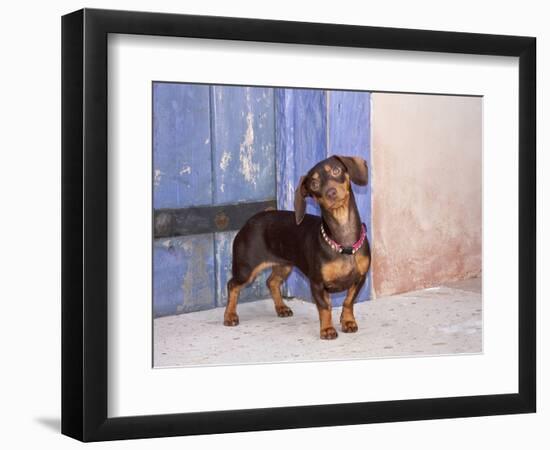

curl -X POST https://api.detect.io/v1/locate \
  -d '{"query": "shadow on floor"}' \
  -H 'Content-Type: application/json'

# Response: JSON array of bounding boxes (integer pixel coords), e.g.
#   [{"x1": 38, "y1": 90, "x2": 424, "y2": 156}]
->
[{"x1": 35, "y1": 417, "x2": 61, "y2": 433}]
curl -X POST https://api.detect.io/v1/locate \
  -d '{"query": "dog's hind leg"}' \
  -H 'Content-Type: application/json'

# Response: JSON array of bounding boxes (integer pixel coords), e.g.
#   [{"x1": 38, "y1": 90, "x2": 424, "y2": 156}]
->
[
  {"x1": 224, "y1": 262, "x2": 275, "y2": 326},
  {"x1": 224, "y1": 278, "x2": 243, "y2": 326},
  {"x1": 266, "y1": 264, "x2": 293, "y2": 317}
]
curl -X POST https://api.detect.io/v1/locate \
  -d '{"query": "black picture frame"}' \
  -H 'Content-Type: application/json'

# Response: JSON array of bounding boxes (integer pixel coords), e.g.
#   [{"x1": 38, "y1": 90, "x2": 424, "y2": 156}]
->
[{"x1": 61, "y1": 8, "x2": 536, "y2": 442}]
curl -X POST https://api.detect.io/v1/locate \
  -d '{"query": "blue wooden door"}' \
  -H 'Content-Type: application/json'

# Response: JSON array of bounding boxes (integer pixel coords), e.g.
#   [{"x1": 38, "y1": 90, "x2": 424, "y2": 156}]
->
[
  {"x1": 153, "y1": 83, "x2": 276, "y2": 317},
  {"x1": 153, "y1": 83, "x2": 372, "y2": 317}
]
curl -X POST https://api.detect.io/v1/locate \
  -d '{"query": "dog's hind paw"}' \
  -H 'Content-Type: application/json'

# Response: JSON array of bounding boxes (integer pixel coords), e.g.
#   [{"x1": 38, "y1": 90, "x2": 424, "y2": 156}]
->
[
  {"x1": 275, "y1": 305, "x2": 293, "y2": 317},
  {"x1": 320, "y1": 327, "x2": 338, "y2": 340},
  {"x1": 223, "y1": 313, "x2": 239, "y2": 326}
]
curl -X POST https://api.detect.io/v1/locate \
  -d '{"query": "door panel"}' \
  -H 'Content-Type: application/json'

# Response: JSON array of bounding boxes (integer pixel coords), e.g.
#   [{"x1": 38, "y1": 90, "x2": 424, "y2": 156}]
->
[
  {"x1": 327, "y1": 90, "x2": 372, "y2": 304},
  {"x1": 211, "y1": 86, "x2": 276, "y2": 204},
  {"x1": 153, "y1": 234, "x2": 216, "y2": 316},
  {"x1": 153, "y1": 83, "x2": 212, "y2": 209}
]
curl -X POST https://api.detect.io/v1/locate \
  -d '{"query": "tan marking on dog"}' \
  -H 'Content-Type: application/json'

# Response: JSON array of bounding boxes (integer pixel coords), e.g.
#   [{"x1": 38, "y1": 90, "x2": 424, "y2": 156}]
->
[
  {"x1": 354, "y1": 252, "x2": 371, "y2": 275},
  {"x1": 226, "y1": 285, "x2": 241, "y2": 308},
  {"x1": 342, "y1": 283, "x2": 359, "y2": 307},
  {"x1": 318, "y1": 307, "x2": 333, "y2": 328},
  {"x1": 224, "y1": 262, "x2": 277, "y2": 326},
  {"x1": 267, "y1": 265, "x2": 293, "y2": 307},
  {"x1": 315, "y1": 292, "x2": 337, "y2": 338},
  {"x1": 246, "y1": 262, "x2": 276, "y2": 284},
  {"x1": 311, "y1": 172, "x2": 320, "y2": 179},
  {"x1": 340, "y1": 280, "x2": 362, "y2": 332},
  {"x1": 344, "y1": 176, "x2": 352, "y2": 191},
  {"x1": 321, "y1": 249, "x2": 369, "y2": 284},
  {"x1": 318, "y1": 179, "x2": 350, "y2": 220},
  {"x1": 321, "y1": 259, "x2": 354, "y2": 283},
  {"x1": 224, "y1": 281, "x2": 242, "y2": 325},
  {"x1": 341, "y1": 284, "x2": 359, "y2": 325},
  {"x1": 326, "y1": 190, "x2": 351, "y2": 223},
  {"x1": 342, "y1": 284, "x2": 357, "y2": 312},
  {"x1": 324, "y1": 164, "x2": 331, "y2": 172},
  {"x1": 330, "y1": 203, "x2": 349, "y2": 222}
]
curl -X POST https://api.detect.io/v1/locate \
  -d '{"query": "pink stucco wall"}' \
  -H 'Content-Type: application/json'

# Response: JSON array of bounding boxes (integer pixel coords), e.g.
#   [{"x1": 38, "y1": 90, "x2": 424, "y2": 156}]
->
[{"x1": 371, "y1": 93, "x2": 482, "y2": 297}]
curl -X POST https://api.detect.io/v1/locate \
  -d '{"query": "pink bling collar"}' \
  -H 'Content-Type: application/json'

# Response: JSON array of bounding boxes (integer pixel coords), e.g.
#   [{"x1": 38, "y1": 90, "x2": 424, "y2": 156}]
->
[{"x1": 320, "y1": 223, "x2": 367, "y2": 255}]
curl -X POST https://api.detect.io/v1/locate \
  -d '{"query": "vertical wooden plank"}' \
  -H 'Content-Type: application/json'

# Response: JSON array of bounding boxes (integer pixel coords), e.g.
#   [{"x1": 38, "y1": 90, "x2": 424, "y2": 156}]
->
[
  {"x1": 153, "y1": 82, "x2": 212, "y2": 209},
  {"x1": 153, "y1": 234, "x2": 216, "y2": 317},
  {"x1": 211, "y1": 85, "x2": 276, "y2": 307},
  {"x1": 275, "y1": 88, "x2": 295, "y2": 213},
  {"x1": 214, "y1": 231, "x2": 270, "y2": 307},
  {"x1": 328, "y1": 90, "x2": 372, "y2": 305},
  {"x1": 153, "y1": 83, "x2": 215, "y2": 316},
  {"x1": 211, "y1": 86, "x2": 276, "y2": 204},
  {"x1": 276, "y1": 88, "x2": 328, "y2": 300}
]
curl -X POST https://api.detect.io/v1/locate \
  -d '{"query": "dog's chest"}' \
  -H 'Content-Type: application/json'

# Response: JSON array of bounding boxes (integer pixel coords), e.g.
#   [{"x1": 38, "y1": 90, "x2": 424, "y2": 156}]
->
[{"x1": 320, "y1": 252, "x2": 369, "y2": 290}]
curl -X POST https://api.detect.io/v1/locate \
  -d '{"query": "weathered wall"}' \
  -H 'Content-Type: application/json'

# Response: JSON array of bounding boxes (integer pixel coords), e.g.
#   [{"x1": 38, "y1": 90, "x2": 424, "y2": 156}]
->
[{"x1": 371, "y1": 93, "x2": 482, "y2": 297}]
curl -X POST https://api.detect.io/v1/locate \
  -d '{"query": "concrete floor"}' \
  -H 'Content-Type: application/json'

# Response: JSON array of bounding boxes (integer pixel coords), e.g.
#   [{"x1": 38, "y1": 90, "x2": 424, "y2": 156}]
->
[{"x1": 153, "y1": 277, "x2": 482, "y2": 368}]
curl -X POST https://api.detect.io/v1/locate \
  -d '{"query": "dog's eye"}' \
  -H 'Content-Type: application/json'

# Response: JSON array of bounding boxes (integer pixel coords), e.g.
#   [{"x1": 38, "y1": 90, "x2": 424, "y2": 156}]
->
[
  {"x1": 310, "y1": 179, "x2": 320, "y2": 191},
  {"x1": 331, "y1": 167, "x2": 342, "y2": 177}
]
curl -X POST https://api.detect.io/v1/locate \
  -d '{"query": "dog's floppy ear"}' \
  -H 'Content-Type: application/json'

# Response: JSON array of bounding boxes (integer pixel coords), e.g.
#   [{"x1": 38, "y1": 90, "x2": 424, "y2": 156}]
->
[
  {"x1": 334, "y1": 155, "x2": 368, "y2": 186},
  {"x1": 294, "y1": 176, "x2": 308, "y2": 225}
]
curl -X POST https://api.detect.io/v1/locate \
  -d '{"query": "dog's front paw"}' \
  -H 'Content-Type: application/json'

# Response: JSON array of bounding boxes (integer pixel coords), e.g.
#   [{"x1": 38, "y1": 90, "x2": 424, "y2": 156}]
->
[
  {"x1": 320, "y1": 327, "x2": 338, "y2": 340},
  {"x1": 223, "y1": 313, "x2": 239, "y2": 326},
  {"x1": 341, "y1": 320, "x2": 358, "y2": 333},
  {"x1": 275, "y1": 305, "x2": 293, "y2": 317}
]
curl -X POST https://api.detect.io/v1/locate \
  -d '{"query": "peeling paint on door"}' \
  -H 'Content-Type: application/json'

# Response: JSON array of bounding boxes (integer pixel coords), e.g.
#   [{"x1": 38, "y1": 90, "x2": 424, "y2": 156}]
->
[{"x1": 211, "y1": 85, "x2": 275, "y2": 204}]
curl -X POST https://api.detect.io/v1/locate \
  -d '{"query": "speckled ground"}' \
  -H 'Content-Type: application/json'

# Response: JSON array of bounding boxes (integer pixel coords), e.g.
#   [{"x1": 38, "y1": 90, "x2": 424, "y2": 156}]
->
[{"x1": 153, "y1": 277, "x2": 482, "y2": 367}]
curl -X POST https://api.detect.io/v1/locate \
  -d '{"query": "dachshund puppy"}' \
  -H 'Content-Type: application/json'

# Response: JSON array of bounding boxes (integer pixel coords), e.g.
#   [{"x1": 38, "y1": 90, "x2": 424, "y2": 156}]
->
[{"x1": 224, "y1": 155, "x2": 370, "y2": 339}]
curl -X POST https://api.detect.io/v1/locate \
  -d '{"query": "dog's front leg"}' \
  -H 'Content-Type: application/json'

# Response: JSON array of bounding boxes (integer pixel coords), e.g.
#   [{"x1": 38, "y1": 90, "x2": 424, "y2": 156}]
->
[
  {"x1": 340, "y1": 275, "x2": 366, "y2": 333},
  {"x1": 310, "y1": 282, "x2": 337, "y2": 340}
]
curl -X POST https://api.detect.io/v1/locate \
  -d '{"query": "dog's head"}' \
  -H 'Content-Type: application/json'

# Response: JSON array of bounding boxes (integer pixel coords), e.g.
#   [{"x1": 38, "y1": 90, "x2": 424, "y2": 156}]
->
[{"x1": 294, "y1": 155, "x2": 368, "y2": 225}]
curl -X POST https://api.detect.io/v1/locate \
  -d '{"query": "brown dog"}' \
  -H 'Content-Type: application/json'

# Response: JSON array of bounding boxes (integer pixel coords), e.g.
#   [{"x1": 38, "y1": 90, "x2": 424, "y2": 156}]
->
[{"x1": 223, "y1": 155, "x2": 371, "y2": 339}]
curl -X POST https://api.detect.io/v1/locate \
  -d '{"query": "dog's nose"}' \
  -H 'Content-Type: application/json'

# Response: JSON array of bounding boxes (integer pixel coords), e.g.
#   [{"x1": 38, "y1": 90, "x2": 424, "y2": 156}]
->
[{"x1": 325, "y1": 188, "x2": 337, "y2": 200}]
